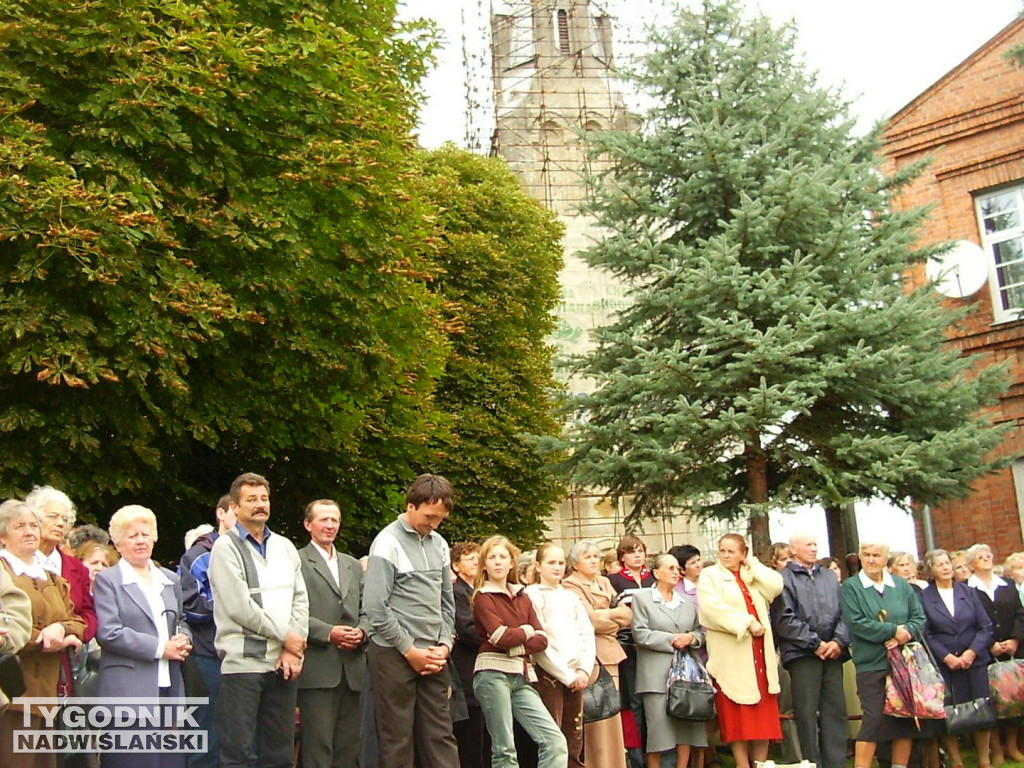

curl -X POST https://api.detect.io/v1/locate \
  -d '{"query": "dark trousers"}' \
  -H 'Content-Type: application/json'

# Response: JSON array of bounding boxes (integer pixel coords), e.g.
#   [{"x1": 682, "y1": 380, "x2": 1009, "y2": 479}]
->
[
  {"x1": 453, "y1": 705, "x2": 491, "y2": 768},
  {"x1": 534, "y1": 668, "x2": 585, "y2": 768},
  {"x1": 789, "y1": 656, "x2": 848, "y2": 768},
  {"x1": 217, "y1": 671, "x2": 298, "y2": 768},
  {"x1": 366, "y1": 643, "x2": 459, "y2": 768},
  {"x1": 297, "y1": 671, "x2": 361, "y2": 768},
  {"x1": 189, "y1": 654, "x2": 223, "y2": 768}
]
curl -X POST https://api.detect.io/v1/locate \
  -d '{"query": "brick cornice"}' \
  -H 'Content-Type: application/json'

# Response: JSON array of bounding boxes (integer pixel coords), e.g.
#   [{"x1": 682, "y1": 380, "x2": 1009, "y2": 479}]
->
[{"x1": 883, "y1": 95, "x2": 1024, "y2": 160}]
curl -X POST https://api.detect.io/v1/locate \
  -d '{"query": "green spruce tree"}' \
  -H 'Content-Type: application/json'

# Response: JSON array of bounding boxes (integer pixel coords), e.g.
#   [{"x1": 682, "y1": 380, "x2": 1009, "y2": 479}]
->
[{"x1": 562, "y1": 0, "x2": 1009, "y2": 553}]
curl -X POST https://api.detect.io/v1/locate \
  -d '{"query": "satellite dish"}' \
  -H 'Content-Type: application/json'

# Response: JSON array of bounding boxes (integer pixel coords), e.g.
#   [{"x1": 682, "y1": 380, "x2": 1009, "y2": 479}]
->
[{"x1": 925, "y1": 240, "x2": 989, "y2": 299}]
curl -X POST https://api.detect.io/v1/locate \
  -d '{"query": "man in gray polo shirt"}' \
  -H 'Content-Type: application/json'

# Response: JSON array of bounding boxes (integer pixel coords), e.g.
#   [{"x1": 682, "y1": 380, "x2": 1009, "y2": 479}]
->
[{"x1": 363, "y1": 473, "x2": 459, "y2": 768}]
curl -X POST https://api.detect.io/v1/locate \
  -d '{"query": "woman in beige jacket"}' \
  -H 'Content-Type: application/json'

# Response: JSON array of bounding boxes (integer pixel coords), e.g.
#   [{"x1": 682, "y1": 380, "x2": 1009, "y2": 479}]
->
[
  {"x1": 698, "y1": 533, "x2": 784, "y2": 768},
  {"x1": 564, "y1": 540, "x2": 631, "y2": 768},
  {"x1": 0, "y1": 564, "x2": 33, "y2": 713}
]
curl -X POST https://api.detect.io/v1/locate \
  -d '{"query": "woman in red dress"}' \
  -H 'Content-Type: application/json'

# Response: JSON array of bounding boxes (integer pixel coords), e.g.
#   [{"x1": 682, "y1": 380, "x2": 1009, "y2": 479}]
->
[{"x1": 697, "y1": 533, "x2": 784, "y2": 768}]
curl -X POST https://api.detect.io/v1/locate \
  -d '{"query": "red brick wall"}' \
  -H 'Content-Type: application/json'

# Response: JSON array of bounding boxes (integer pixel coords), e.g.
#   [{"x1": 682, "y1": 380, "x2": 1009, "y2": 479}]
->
[{"x1": 883, "y1": 19, "x2": 1024, "y2": 556}]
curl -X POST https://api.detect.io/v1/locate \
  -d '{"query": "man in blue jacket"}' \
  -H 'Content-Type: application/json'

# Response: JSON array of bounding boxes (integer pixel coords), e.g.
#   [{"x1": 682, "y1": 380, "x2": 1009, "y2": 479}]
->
[
  {"x1": 179, "y1": 493, "x2": 235, "y2": 768},
  {"x1": 770, "y1": 533, "x2": 850, "y2": 768}
]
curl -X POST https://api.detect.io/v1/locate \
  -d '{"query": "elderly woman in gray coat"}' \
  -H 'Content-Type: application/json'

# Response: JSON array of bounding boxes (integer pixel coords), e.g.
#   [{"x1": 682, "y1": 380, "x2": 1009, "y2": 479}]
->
[
  {"x1": 632, "y1": 553, "x2": 708, "y2": 768},
  {"x1": 94, "y1": 505, "x2": 191, "y2": 768}
]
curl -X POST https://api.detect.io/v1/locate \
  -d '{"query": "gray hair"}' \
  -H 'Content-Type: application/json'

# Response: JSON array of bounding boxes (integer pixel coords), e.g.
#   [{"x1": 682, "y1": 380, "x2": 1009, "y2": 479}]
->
[
  {"x1": 566, "y1": 540, "x2": 600, "y2": 573},
  {"x1": 859, "y1": 541, "x2": 891, "y2": 559},
  {"x1": 108, "y1": 505, "x2": 158, "y2": 546},
  {"x1": 788, "y1": 531, "x2": 817, "y2": 547},
  {"x1": 652, "y1": 553, "x2": 679, "y2": 572},
  {"x1": 924, "y1": 548, "x2": 950, "y2": 573},
  {"x1": 0, "y1": 499, "x2": 41, "y2": 537},
  {"x1": 967, "y1": 543, "x2": 993, "y2": 565},
  {"x1": 25, "y1": 485, "x2": 76, "y2": 526},
  {"x1": 68, "y1": 524, "x2": 110, "y2": 549}
]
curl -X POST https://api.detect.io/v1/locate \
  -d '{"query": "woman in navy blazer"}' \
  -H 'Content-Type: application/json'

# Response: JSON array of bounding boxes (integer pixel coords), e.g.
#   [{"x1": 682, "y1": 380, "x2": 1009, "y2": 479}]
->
[
  {"x1": 920, "y1": 548, "x2": 994, "y2": 768},
  {"x1": 94, "y1": 505, "x2": 192, "y2": 768}
]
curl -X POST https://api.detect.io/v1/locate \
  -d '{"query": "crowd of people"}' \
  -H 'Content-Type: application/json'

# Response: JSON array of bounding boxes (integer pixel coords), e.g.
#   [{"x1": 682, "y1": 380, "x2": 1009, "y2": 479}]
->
[{"x1": 2, "y1": 472, "x2": 1024, "y2": 768}]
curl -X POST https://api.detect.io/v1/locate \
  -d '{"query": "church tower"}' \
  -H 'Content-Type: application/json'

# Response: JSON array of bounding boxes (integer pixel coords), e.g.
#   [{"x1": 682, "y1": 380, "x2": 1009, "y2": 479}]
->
[{"x1": 488, "y1": 0, "x2": 710, "y2": 551}]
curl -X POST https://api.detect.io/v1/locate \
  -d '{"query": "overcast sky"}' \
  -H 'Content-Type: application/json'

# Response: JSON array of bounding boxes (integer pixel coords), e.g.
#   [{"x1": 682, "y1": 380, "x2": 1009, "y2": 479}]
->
[{"x1": 409, "y1": 0, "x2": 1023, "y2": 147}]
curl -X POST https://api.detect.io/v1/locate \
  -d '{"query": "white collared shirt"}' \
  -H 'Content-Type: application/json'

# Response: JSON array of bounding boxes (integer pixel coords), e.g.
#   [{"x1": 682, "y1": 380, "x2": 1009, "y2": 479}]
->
[
  {"x1": 36, "y1": 548, "x2": 63, "y2": 577},
  {"x1": 311, "y1": 541, "x2": 339, "y2": 588},
  {"x1": 651, "y1": 584, "x2": 684, "y2": 609},
  {"x1": 968, "y1": 573, "x2": 1007, "y2": 602},
  {"x1": 1, "y1": 549, "x2": 49, "y2": 580},
  {"x1": 858, "y1": 568, "x2": 895, "y2": 594},
  {"x1": 119, "y1": 558, "x2": 174, "y2": 688}
]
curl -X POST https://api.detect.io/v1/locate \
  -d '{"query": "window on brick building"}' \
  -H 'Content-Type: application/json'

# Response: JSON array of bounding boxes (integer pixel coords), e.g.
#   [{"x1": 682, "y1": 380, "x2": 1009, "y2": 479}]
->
[
  {"x1": 976, "y1": 185, "x2": 1024, "y2": 323},
  {"x1": 1011, "y1": 459, "x2": 1024, "y2": 537}
]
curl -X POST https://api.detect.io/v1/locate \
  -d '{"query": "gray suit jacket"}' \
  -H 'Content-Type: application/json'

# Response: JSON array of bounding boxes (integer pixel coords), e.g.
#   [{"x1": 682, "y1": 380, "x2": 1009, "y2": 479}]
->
[
  {"x1": 94, "y1": 561, "x2": 189, "y2": 697},
  {"x1": 297, "y1": 543, "x2": 370, "y2": 692},
  {"x1": 632, "y1": 587, "x2": 704, "y2": 695}
]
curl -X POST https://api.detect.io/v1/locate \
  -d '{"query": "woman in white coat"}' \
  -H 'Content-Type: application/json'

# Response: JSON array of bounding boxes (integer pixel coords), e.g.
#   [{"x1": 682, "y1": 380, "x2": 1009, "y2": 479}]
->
[
  {"x1": 633, "y1": 553, "x2": 707, "y2": 768},
  {"x1": 698, "y1": 533, "x2": 783, "y2": 768}
]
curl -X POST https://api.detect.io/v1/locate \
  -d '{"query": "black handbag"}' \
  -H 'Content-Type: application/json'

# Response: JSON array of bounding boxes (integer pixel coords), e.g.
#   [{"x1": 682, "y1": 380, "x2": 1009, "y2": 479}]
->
[
  {"x1": 666, "y1": 678, "x2": 716, "y2": 721},
  {"x1": 583, "y1": 660, "x2": 621, "y2": 722},
  {"x1": 0, "y1": 653, "x2": 26, "y2": 699},
  {"x1": 665, "y1": 648, "x2": 716, "y2": 721},
  {"x1": 945, "y1": 696, "x2": 997, "y2": 735}
]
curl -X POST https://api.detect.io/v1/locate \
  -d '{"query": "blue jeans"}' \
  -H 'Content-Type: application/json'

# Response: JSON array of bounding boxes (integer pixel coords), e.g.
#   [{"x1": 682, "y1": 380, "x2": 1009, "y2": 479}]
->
[
  {"x1": 473, "y1": 670, "x2": 568, "y2": 768},
  {"x1": 188, "y1": 654, "x2": 222, "y2": 768}
]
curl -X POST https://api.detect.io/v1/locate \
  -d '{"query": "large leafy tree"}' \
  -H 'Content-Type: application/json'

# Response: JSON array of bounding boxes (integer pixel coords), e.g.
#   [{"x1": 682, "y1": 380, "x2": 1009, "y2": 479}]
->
[
  {"x1": 0, "y1": 0, "x2": 448, "y2": 554},
  {"x1": 417, "y1": 146, "x2": 566, "y2": 545},
  {"x1": 563, "y1": 0, "x2": 1009, "y2": 553}
]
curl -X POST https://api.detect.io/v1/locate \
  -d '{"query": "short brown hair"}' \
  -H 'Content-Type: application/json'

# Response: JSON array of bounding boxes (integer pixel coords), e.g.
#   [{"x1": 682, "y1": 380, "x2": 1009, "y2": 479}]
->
[
  {"x1": 406, "y1": 474, "x2": 454, "y2": 512},
  {"x1": 616, "y1": 535, "x2": 646, "y2": 564},
  {"x1": 230, "y1": 472, "x2": 270, "y2": 503},
  {"x1": 450, "y1": 541, "x2": 479, "y2": 564},
  {"x1": 304, "y1": 499, "x2": 340, "y2": 522}
]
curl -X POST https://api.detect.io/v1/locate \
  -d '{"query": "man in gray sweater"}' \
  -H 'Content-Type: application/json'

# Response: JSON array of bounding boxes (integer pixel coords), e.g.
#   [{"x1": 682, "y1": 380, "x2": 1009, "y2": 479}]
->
[
  {"x1": 363, "y1": 473, "x2": 459, "y2": 768},
  {"x1": 209, "y1": 472, "x2": 309, "y2": 768}
]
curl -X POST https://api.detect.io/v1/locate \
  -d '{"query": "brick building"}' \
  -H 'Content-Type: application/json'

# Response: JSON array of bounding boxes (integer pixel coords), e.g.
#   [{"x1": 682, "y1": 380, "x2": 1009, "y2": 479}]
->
[{"x1": 881, "y1": 16, "x2": 1024, "y2": 554}]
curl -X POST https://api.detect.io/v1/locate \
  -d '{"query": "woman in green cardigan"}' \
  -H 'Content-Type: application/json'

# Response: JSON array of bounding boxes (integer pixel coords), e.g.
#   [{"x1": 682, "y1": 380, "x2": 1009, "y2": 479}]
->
[{"x1": 841, "y1": 541, "x2": 926, "y2": 768}]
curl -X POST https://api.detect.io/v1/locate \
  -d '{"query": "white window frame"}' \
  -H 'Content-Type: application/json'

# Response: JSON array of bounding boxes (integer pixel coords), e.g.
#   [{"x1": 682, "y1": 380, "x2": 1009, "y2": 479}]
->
[
  {"x1": 1012, "y1": 458, "x2": 1024, "y2": 541},
  {"x1": 975, "y1": 184, "x2": 1024, "y2": 324}
]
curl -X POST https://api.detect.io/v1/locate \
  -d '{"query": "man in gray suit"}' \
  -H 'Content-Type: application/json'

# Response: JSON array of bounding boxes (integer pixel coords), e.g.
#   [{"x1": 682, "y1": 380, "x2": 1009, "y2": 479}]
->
[{"x1": 297, "y1": 499, "x2": 370, "y2": 768}]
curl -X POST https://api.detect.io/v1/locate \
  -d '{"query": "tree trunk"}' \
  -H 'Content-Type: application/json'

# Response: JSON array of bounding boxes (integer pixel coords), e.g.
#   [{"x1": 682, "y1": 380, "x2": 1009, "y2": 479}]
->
[
  {"x1": 746, "y1": 444, "x2": 770, "y2": 556},
  {"x1": 824, "y1": 502, "x2": 859, "y2": 575}
]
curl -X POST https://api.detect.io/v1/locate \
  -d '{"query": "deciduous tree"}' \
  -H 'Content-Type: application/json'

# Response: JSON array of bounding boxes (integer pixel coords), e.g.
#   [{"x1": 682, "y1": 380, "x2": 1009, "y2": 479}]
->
[
  {"x1": 417, "y1": 146, "x2": 566, "y2": 544},
  {"x1": 0, "y1": 0, "x2": 446, "y2": 553}
]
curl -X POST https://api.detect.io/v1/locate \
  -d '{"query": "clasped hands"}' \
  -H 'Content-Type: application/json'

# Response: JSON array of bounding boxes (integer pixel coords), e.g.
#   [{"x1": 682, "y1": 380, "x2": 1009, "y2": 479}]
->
[
  {"x1": 404, "y1": 644, "x2": 449, "y2": 676},
  {"x1": 162, "y1": 633, "x2": 193, "y2": 662},
  {"x1": 37, "y1": 622, "x2": 83, "y2": 653},
  {"x1": 275, "y1": 631, "x2": 307, "y2": 680},
  {"x1": 328, "y1": 625, "x2": 364, "y2": 651},
  {"x1": 815, "y1": 640, "x2": 842, "y2": 660},
  {"x1": 670, "y1": 632, "x2": 695, "y2": 650},
  {"x1": 883, "y1": 624, "x2": 912, "y2": 650},
  {"x1": 943, "y1": 649, "x2": 977, "y2": 670}
]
